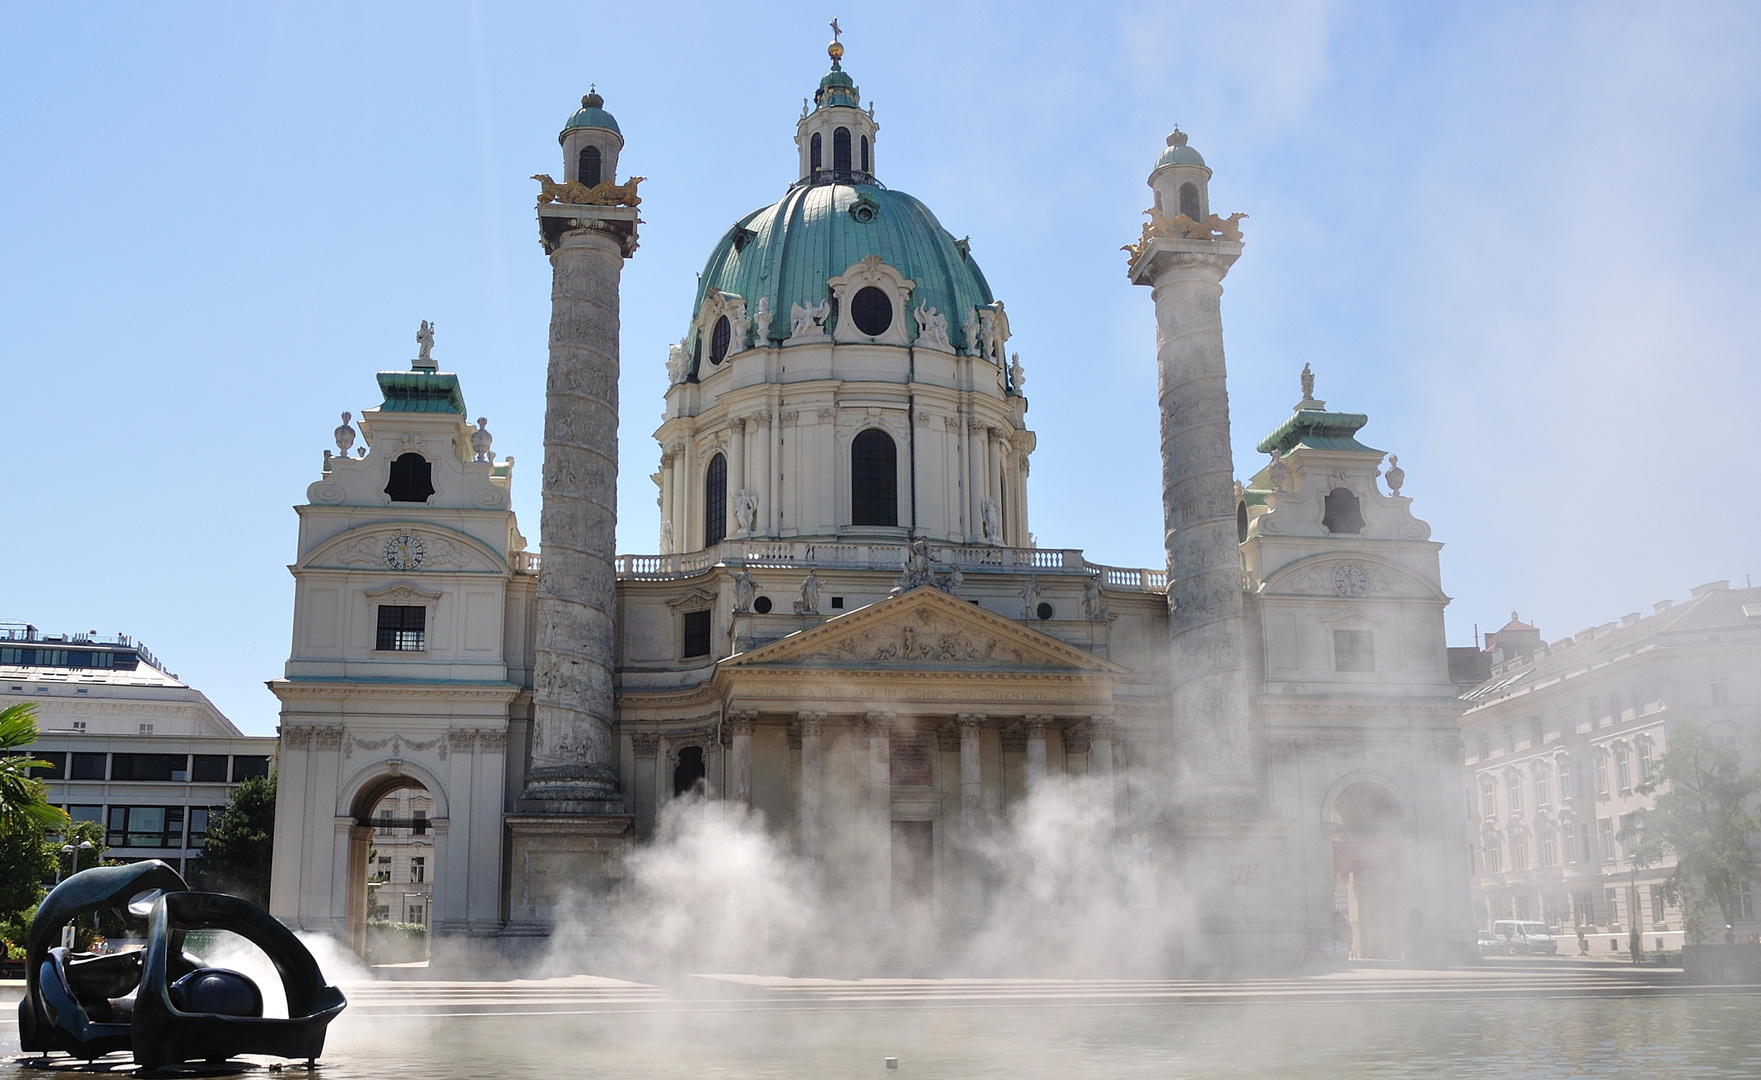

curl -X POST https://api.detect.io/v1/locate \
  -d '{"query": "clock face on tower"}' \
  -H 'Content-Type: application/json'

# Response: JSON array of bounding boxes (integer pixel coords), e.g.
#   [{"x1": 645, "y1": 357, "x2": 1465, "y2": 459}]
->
[
  {"x1": 1334, "y1": 563, "x2": 1368, "y2": 598},
  {"x1": 385, "y1": 534, "x2": 425, "y2": 571}
]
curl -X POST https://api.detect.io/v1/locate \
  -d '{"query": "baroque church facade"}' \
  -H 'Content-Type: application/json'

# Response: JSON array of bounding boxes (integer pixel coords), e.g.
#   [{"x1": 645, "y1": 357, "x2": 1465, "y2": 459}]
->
[{"x1": 269, "y1": 39, "x2": 1472, "y2": 969}]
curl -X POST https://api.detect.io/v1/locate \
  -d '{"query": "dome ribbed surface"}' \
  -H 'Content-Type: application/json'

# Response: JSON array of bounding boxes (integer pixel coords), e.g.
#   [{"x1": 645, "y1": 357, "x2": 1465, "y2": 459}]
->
[{"x1": 685, "y1": 183, "x2": 994, "y2": 378}]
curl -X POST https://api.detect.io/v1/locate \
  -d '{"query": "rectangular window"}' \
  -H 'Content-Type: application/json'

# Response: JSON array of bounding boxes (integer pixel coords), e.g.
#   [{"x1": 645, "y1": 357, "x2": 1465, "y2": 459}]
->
[
  {"x1": 1618, "y1": 813, "x2": 1638, "y2": 860},
  {"x1": 1481, "y1": 775, "x2": 1498, "y2": 820},
  {"x1": 411, "y1": 856, "x2": 426, "y2": 884},
  {"x1": 1540, "y1": 829, "x2": 1556, "y2": 867},
  {"x1": 1653, "y1": 884, "x2": 1668, "y2": 925},
  {"x1": 191, "y1": 755, "x2": 229, "y2": 783},
  {"x1": 681, "y1": 610, "x2": 712, "y2": 659},
  {"x1": 1484, "y1": 842, "x2": 1502, "y2": 874},
  {"x1": 1606, "y1": 888, "x2": 1621, "y2": 929},
  {"x1": 376, "y1": 811, "x2": 394, "y2": 836},
  {"x1": 1332, "y1": 630, "x2": 1374, "y2": 672},
  {"x1": 30, "y1": 751, "x2": 66, "y2": 780},
  {"x1": 1558, "y1": 757, "x2": 1573, "y2": 801},
  {"x1": 72, "y1": 720, "x2": 87, "y2": 734},
  {"x1": 1574, "y1": 890, "x2": 1596, "y2": 926},
  {"x1": 1610, "y1": 690, "x2": 1623, "y2": 720},
  {"x1": 110, "y1": 754, "x2": 188, "y2": 782},
  {"x1": 1528, "y1": 717, "x2": 1544, "y2": 747},
  {"x1": 231, "y1": 755, "x2": 269, "y2": 782},
  {"x1": 375, "y1": 605, "x2": 427, "y2": 652},
  {"x1": 1595, "y1": 752, "x2": 1610, "y2": 798},
  {"x1": 1741, "y1": 881, "x2": 1755, "y2": 921},
  {"x1": 412, "y1": 809, "x2": 429, "y2": 835},
  {"x1": 1511, "y1": 833, "x2": 1530, "y2": 871},
  {"x1": 1580, "y1": 821, "x2": 1595, "y2": 863},
  {"x1": 1535, "y1": 763, "x2": 1551, "y2": 811},
  {"x1": 1615, "y1": 743, "x2": 1632, "y2": 795},
  {"x1": 1507, "y1": 772, "x2": 1523, "y2": 815},
  {"x1": 1711, "y1": 674, "x2": 1729, "y2": 706},
  {"x1": 1562, "y1": 822, "x2": 1578, "y2": 864},
  {"x1": 70, "y1": 752, "x2": 107, "y2": 780},
  {"x1": 409, "y1": 903, "x2": 425, "y2": 925},
  {"x1": 1636, "y1": 740, "x2": 1653, "y2": 786},
  {"x1": 1502, "y1": 724, "x2": 1517, "y2": 755},
  {"x1": 67, "y1": 804, "x2": 104, "y2": 825},
  {"x1": 186, "y1": 806, "x2": 220, "y2": 849},
  {"x1": 1476, "y1": 731, "x2": 1492, "y2": 761},
  {"x1": 138, "y1": 723, "x2": 154, "y2": 736},
  {"x1": 1598, "y1": 818, "x2": 1616, "y2": 861},
  {"x1": 106, "y1": 805, "x2": 185, "y2": 848}
]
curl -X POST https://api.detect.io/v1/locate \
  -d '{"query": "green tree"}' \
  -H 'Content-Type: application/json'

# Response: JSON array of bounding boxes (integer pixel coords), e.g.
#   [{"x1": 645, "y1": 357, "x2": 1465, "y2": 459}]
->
[
  {"x1": 1624, "y1": 722, "x2": 1761, "y2": 935},
  {"x1": 190, "y1": 773, "x2": 276, "y2": 904},
  {"x1": 0, "y1": 702, "x2": 70, "y2": 836}
]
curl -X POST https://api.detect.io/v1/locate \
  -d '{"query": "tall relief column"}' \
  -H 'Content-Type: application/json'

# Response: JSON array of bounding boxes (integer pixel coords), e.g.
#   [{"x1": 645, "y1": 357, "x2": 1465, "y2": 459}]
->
[
  {"x1": 506, "y1": 90, "x2": 643, "y2": 929},
  {"x1": 1126, "y1": 130, "x2": 1257, "y2": 814}
]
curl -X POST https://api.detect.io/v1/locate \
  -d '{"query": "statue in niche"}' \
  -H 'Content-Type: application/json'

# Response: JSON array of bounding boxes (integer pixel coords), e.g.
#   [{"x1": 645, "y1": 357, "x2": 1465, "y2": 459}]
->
[
  {"x1": 913, "y1": 302, "x2": 952, "y2": 351},
  {"x1": 1009, "y1": 352, "x2": 1026, "y2": 394},
  {"x1": 793, "y1": 569, "x2": 822, "y2": 615},
  {"x1": 471, "y1": 418, "x2": 493, "y2": 462},
  {"x1": 1083, "y1": 572, "x2": 1107, "y2": 622},
  {"x1": 334, "y1": 412, "x2": 356, "y2": 454},
  {"x1": 978, "y1": 307, "x2": 999, "y2": 363},
  {"x1": 753, "y1": 296, "x2": 774, "y2": 342},
  {"x1": 666, "y1": 338, "x2": 686, "y2": 384},
  {"x1": 732, "y1": 569, "x2": 757, "y2": 613},
  {"x1": 1113, "y1": 833, "x2": 1160, "y2": 910},
  {"x1": 659, "y1": 520, "x2": 674, "y2": 552},
  {"x1": 728, "y1": 298, "x2": 752, "y2": 355},
  {"x1": 733, "y1": 490, "x2": 759, "y2": 534},
  {"x1": 1020, "y1": 575, "x2": 1042, "y2": 620},
  {"x1": 981, "y1": 498, "x2": 1001, "y2": 542},
  {"x1": 415, "y1": 320, "x2": 435, "y2": 365}
]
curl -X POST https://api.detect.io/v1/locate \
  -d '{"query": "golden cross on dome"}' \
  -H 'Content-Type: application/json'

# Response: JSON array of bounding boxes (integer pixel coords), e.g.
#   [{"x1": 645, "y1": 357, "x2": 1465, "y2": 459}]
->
[{"x1": 830, "y1": 17, "x2": 841, "y2": 41}]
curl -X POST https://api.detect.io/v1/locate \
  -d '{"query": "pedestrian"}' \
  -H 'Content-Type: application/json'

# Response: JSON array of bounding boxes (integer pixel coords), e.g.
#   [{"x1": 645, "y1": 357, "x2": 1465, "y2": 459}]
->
[
  {"x1": 1725, "y1": 924, "x2": 1737, "y2": 945},
  {"x1": 1577, "y1": 928, "x2": 1589, "y2": 956},
  {"x1": 1629, "y1": 925, "x2": 1643, "y2": 965}
]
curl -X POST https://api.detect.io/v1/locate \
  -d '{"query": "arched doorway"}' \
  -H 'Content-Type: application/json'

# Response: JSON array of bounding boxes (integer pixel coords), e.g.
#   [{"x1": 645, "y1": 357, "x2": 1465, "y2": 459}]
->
[
  {"x1": 1332, "y1": 781, "x2": 1406, "y2": 960},
  {"x1": 345, "y1": 773, "x2": 436, "y2": 961}
]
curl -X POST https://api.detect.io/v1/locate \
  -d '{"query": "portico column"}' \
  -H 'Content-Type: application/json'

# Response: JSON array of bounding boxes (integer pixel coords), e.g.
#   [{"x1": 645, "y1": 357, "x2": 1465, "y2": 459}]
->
[
  {"x1": 658, "y1": 452, "x2": 676, "y2": 553},
  {"x1": 798, "y1": 712, "x2": 825, "y2": 857},
  {"x1": 631, "y1": 732, "x2": 660, "y2": 835},
  {"x1": 1089, "y1": 716, "x2": 1116, "y2": 834},
  {"x1": 986, "y1": 428, "x2": 1003, "y2": 539},
  {"x1": 727, "y1": 711, "x2": 756, "y2": 808},
  {"x1": 866, "y1": 712, "x2": 894, "y2": 922},
  {"x1": 652, "y1": 735, "x2": 669, "y2": 822},
  {"x1": 964, "y1": 416, "x2": 982, "y2": 542},
  {"x1": 752, "y1": 413, "x2": 772, "y2": 539},
  {"x1": 1024, "y1": 715, "x2": 1051, "y2": 789},
  {"x1": 958, "y1": 713, "x2": 986, "y2": 916}
]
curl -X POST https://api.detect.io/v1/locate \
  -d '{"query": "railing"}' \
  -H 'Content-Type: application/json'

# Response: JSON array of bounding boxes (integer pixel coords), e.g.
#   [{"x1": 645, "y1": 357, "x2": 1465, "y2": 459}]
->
[{"x1": 560, "y1": 540, "x2": 1172, "y2": 593}]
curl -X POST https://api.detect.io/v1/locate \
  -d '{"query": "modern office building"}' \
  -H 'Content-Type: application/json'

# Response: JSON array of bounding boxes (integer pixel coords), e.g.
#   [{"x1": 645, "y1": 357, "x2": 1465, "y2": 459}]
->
[{"x1": 3, "y1": 622, "x2": 275, "y2": 874}]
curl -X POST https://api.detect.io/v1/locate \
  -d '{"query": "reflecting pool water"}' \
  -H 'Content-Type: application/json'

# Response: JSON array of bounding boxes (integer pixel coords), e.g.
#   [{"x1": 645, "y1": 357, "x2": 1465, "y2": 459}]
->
[{"x1": 7, "y1": 982, "x2": 1761, "y2": 1079}]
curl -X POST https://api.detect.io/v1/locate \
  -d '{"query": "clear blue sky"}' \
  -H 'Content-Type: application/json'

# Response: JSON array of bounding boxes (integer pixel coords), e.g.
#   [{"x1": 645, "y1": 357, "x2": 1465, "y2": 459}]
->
[{"x1": 4, "y1": 2, "x2": 1757, "y2": 734}]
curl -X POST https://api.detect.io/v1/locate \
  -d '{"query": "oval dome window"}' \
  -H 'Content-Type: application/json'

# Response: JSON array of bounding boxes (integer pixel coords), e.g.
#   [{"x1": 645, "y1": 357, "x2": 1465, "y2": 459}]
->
[
  {"x1": 710, "y1": 315, "x2": 731, "y2": 364},
  {"x1": 851, "y1": 286, "x2": 892, "y2": 337}
]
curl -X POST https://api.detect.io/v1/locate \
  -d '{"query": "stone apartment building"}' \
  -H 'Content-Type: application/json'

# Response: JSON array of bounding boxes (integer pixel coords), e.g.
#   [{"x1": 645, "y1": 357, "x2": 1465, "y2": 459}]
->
[{"x1": 1458, "y1": 581, "x2": 1761, "y2": 952}]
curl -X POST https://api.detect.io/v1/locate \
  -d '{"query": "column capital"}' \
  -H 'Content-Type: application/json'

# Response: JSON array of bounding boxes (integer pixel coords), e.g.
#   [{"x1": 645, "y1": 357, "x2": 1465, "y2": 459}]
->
[
  {"x1": 1024, "y1": 715, "x2": 1054, "y2": 737},
  {"x1": 797, "y1": 711, "x2": 827, "y2": 737},
  {"x1": 630, "y1": 732, "x2": 661, "y2": 755},
  {"x1": 864, "y1": 711, "x2": 896, "y2": 736},
  {"x1": 725, "y1": 711, "x2": 758, "y2": 736},
  {"x1": 1087, "y1": 715, "x2": 1116, "y2": 741},
  {"x1": 956, "y1": 713, "x2": 987, "y2": 737}
]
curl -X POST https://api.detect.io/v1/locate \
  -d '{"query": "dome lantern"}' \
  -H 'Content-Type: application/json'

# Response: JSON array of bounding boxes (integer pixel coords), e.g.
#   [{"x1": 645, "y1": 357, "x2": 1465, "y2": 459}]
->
[
  {"x1": 1149, "y1": 128, "x2": 1213, "y2": 222},
  {"x1": 559, "y1": 86, "x2": 624, "y2": 188},
  {"x1": 794, "y1": 23, "x2": 879, "y2": 185}
]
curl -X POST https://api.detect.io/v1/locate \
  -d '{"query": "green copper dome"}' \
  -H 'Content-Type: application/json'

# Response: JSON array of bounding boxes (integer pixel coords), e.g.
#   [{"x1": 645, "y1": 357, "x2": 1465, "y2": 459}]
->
[
  {"x1": 560, "y1": 90, "x2": 620, "y2": 142},
  {"x1": 683, "y1": 183, "x2": 995, "y2": 379},
  {"x1": 1154, "y1": 130, "x2": 1206, "y2": 171}
]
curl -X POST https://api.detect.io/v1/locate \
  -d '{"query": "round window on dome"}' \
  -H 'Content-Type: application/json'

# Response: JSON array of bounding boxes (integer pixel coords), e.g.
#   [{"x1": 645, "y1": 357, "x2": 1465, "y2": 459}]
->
[
  {"x1": 710, "y1": 315, "x2": 731, "y2": 364},
  {"x1": 850, "y1": 287, "x2": 893, "y2": 337}
]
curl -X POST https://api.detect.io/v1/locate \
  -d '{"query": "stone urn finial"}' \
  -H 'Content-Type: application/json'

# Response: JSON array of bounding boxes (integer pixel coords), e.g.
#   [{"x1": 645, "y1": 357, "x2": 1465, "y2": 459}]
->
[
  {"x1": 334, "y1": 411, "x2": 356, "y2": 454},
  {"x1": 1384, "y1": 454, "x2": 1405, "y2": 496},
  {"x1": 471, "y1": 417, "x2": 494, "y2": 462}
]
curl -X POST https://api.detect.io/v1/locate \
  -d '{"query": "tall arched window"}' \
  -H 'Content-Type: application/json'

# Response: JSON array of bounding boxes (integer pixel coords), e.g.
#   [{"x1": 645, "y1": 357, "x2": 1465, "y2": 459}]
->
[
  {"x1": 578, "y1": 145, "x2": 602, "y2": 188},
  {"x1": 385, "y1": 453, "x2": 434, "y2": 503},
  {"x1": 860, "y1": 135, "x2": 870, "y2": 173},
  {"x1": 1322, "y1": 487, "x2": 1366, "y2": 535},
  {"x1": 850, "y1": 428, "x2": 897, "y2": 527},
  {"x1": 833, "y1": 127, "x2": 852, "y2": 172},
  {"x1": 704, "y1": 453, "x2": 728, "y2": 546},
  {"x1": 673, "y1": 746, "x2": 706, "y2": 797},
  {"x1": 1179, "y1": 182, "x2": 1201, "y2": 220},
  {"x1": 810, "y1": 132, "x2": 823, "y2": 173}
]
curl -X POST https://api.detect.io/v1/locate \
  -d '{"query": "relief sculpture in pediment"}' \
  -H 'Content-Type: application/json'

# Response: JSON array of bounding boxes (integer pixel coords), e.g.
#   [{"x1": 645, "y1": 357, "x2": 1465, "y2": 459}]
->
[{"x1": 794, "y1": 609, "x2": 1050, "y2": 668}]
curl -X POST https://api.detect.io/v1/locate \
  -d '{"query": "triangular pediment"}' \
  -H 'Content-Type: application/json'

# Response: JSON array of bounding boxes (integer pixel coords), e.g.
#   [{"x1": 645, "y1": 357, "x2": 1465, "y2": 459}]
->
[{"x1": 723, "y1": 587, "x2": 1127, "y2": 674}]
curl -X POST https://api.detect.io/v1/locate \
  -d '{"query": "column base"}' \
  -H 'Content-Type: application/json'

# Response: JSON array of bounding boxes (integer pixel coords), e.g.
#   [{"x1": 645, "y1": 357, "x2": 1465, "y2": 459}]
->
[{"x1": 504, "y1": 813, "x2": 633, "y2": 927}]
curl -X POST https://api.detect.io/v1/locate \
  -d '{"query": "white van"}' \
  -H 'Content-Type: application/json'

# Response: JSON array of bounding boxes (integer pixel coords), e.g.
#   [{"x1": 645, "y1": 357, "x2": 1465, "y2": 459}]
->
[{"x1": 1493, "y1": 919, "x2": 1558, "y2": 955}]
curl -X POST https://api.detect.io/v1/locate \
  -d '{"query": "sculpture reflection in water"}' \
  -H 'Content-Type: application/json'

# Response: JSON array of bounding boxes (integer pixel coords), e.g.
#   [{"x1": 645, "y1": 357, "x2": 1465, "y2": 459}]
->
[{"x1": 18, "y1": 861, "x2": 347, "y2": 1070}]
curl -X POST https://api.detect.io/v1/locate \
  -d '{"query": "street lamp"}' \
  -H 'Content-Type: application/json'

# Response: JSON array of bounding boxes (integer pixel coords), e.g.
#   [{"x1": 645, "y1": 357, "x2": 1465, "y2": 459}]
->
[{"x1": 58, "y1": 840, "x2": 95, "y2": 951}]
